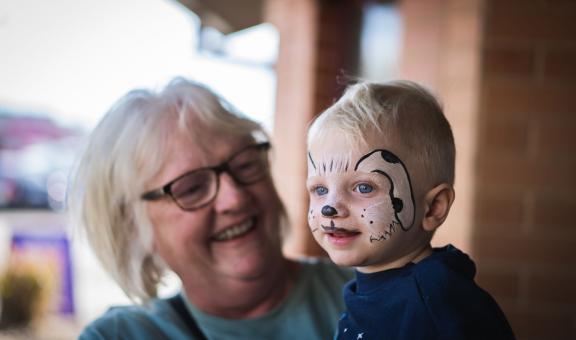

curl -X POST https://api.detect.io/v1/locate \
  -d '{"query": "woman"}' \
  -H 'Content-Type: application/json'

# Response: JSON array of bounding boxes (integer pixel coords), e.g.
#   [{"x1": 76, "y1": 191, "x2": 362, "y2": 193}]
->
[{"x1": 69, "y1": 78, "x2": 351, "y2": 339}]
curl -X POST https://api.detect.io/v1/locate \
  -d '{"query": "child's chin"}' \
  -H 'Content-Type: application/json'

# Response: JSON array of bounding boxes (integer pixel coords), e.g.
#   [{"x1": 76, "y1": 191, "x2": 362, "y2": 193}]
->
[{"x1": 327, "y1": 253, "x2": 361, "y2": 267}]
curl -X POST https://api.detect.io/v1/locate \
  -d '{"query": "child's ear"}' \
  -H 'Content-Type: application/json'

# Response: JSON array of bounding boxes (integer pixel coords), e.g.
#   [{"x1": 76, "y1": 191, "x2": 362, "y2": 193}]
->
[{"x1": 422, "y1": 183, "x2": 455, "y2": 232}]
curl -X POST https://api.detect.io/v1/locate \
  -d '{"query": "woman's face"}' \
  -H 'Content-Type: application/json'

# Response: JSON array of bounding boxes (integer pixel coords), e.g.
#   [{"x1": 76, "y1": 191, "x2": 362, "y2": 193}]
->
[{"x1": 145, "y1": 127, "x2": 283, "y2": 290}]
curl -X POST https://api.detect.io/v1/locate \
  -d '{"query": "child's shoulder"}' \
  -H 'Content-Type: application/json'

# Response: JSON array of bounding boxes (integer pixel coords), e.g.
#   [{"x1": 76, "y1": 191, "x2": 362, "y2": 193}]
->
[
  {"x1": 413, "y1": 245, "x2": 487, "y2": 302},
  {"x1": 414, "y1": 244, "x2": 475, "y2": 282},
  {"x1": 412, "y1": 245, "x2": 514, "y2": 337}
]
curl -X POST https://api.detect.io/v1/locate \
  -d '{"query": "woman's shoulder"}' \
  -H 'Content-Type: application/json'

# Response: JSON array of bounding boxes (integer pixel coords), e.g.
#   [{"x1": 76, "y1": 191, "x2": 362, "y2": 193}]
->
[
  {"x1": 297, "y1": 256, "x2": 354, "y2": 285},
  {"x1": 79, "y1": 297, "x2": 193, "y2": 340}
]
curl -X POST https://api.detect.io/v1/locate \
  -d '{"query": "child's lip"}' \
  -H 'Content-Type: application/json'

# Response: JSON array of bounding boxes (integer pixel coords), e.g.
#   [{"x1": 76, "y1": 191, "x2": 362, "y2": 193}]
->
[
  {"x1": 321, "y1": 220, "x2": 361, "y2": 237},
  {"x1": 327, "y1": 230, "x2": 361, "y2": 237},
  {"x1": 325, "y1": 229, "x2": 361, "y2": 246}
]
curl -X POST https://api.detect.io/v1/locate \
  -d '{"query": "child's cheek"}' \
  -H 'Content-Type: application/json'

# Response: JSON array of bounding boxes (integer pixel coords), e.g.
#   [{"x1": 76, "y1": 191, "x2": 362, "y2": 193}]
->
[
  {"x1": 308, "y1": 205, "x2": 320, "y2": 232},
  {"x1": 358, "y1": 196, "x2": 395, "y2": 234}
]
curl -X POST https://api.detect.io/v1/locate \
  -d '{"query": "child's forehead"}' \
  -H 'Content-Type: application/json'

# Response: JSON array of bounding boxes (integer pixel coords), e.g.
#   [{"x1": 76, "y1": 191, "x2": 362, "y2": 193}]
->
[
  {"x1": 309, "y1": 132, "x2": 391, "y2": 159},
  {"x1": 308, "y1": 144, "x2": 391, "y2": 177},
  {"x1": 307, "y1": 130, "x2": 414, "y2": 180}
]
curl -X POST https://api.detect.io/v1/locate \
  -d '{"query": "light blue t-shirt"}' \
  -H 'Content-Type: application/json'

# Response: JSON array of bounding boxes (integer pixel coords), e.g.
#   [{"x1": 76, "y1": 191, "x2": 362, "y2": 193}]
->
[{"x1": 80, "y1": 259, "x2": 352, "y2": 340}]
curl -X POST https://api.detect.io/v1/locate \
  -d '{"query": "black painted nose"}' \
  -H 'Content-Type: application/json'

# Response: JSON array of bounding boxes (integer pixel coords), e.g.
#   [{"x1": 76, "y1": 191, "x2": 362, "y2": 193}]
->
[{"x1": 321, "y1": 205, "x2": 338, "y2": 217}]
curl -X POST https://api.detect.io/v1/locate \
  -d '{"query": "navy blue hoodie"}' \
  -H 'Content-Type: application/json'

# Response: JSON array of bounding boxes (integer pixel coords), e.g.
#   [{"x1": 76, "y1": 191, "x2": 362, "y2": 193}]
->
[{"x1": 336, "y1": 245, "x2": 515, "y2": 340}]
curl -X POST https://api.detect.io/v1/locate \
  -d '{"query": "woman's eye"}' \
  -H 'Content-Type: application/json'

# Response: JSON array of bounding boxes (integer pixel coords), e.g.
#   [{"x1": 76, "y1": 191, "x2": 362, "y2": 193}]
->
[
  {"x1": 355, "y1": 183, "x2": 373, "y2": 194},
  {"x1": 314, "y1": 186, "x2": 328, "y2": 196}
]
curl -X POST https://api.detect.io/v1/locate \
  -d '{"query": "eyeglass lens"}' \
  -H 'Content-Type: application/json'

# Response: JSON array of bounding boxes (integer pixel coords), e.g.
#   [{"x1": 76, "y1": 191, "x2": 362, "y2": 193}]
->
[
  {"x1": 170, "y1": 170, "x2": 216, "y2": 208},
  {"x1": 170, "y1": 144, "x2": 268, "y2": 210}
]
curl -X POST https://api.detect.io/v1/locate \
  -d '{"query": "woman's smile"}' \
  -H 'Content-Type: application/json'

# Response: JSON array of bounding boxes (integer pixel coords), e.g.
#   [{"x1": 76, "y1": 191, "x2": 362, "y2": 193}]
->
[{"x1": 211, "y1": 217, "x2": 257, "y2": 242}]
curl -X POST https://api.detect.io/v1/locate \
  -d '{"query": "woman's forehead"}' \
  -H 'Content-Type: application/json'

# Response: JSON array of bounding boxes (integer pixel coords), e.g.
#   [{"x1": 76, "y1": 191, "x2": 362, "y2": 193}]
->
[{"x1": 152, "y1": 130, "x2": 251, "y2": 186}]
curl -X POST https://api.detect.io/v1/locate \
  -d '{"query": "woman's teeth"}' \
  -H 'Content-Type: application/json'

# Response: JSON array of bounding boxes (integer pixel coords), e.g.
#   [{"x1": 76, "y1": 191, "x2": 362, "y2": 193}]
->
[{"x1": 213, "y1": 219, "x2": 255, "y2": 241}]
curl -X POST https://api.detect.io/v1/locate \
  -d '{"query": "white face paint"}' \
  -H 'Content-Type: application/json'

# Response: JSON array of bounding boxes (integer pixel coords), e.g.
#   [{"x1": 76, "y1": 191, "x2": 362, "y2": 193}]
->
[
  {"x1": 307, "y1": 137, "x2": 416, "y2": 270},
  {"x1": 354, "y1": 149, "x2": 415, "y2": 231}
]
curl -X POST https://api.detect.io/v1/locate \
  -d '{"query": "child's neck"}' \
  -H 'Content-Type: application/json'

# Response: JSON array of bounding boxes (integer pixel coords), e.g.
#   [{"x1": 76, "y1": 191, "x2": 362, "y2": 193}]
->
[{"x1": 357, "y1": 244, "x2": 433, "y2": 273}]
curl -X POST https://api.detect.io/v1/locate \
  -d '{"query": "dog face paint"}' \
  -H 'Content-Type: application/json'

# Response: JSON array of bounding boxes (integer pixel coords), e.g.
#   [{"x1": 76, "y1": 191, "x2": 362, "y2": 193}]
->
[
  {"x1": 354, "y1": 149, "x2": 415, "y2": 231},
  {"x1": 307, "y1": 143, "x2": 416, "y2": 269}
]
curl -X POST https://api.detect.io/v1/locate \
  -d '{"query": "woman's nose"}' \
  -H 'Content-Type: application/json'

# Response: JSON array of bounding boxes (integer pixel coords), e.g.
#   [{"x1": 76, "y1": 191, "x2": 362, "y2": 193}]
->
[{"x1": 214, "y1": 172, "x2": 250, "y2": 213}]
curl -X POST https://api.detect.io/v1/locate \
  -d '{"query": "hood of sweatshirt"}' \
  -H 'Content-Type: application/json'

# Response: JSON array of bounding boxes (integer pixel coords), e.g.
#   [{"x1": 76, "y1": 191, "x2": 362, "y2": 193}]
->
[{"x1": 353, "y1": 244, "x2": 476, "y2": 294}]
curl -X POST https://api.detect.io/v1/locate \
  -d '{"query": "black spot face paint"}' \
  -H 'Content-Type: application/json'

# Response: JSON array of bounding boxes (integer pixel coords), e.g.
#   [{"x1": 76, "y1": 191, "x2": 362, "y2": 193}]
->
[
  {"x1": 381, "y1": 150, "x2": 400, "y2": 163},
  {"x1": 321, "y1": 205, "x2": 338, "y2": 217}
]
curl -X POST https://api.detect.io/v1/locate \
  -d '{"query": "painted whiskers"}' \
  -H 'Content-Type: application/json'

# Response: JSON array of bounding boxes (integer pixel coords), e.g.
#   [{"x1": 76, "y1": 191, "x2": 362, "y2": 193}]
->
[{"x1": 369, "y1": 220, "x2": 400, "y2": 242}]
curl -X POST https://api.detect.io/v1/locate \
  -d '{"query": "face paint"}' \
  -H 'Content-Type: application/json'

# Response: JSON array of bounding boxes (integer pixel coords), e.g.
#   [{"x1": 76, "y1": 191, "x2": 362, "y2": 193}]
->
[
  {"x1": 354, "y1": 149, "x2": 415, "y2": 231},
  {"x1": 308, "y1": 151, "x2": 351, "y2": 177},
  {"x1": 307, "y1": 149, "x2": 414, "y2": 241},
  {"x1": 308, "y1": 207, "x2": 318, "y2": 232},
  {"x1": 360, "y1": 201, "x2": 401, "y2": 242},
  {"x1": 307, "y1": 142, "x2": 417, "y2": 269}
]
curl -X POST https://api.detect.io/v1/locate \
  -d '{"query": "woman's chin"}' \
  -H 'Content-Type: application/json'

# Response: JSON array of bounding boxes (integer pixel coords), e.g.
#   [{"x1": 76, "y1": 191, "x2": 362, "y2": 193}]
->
[{"x1": 219, "y1": 245, "x2": 283, "y2": 280}]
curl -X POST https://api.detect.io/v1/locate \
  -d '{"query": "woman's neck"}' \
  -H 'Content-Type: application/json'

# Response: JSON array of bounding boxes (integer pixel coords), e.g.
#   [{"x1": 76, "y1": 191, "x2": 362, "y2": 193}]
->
[{"x1": 183, "y1": 259, "x2": 298, "y2": 319}]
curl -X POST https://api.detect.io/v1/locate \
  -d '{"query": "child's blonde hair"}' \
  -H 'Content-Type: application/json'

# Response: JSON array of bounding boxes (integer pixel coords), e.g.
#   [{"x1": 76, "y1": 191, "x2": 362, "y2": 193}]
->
[{"x1": 308, "y1": 80, "x2": 455, "y2": 187}]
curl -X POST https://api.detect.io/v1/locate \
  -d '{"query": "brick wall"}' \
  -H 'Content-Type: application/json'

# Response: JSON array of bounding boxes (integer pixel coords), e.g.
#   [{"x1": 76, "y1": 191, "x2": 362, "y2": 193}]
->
[
  {"x1": 270, "y1": 0, "x2": 576, "y2": 336},
  {"x1": 474, "y1": 1, "x2": 576, "y2": 339}
]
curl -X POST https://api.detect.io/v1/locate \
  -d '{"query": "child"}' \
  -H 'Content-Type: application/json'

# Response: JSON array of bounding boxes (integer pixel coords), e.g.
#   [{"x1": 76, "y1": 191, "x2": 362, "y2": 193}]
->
[{"x1": 306, "y1": 80, "x2": 515, "y2": 339}]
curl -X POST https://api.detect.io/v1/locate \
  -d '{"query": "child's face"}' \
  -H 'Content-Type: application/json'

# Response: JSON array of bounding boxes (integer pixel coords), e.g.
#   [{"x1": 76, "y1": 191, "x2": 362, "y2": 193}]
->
[{"x1": 307, "y1": 134, "x2": 422, "y2": 271}]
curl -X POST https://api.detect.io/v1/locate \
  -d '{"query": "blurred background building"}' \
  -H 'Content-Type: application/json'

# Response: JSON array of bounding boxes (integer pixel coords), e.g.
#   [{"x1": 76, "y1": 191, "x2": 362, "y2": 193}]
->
[{"x1": 0, "y1": 0, "x2": 574, "y2": 339}]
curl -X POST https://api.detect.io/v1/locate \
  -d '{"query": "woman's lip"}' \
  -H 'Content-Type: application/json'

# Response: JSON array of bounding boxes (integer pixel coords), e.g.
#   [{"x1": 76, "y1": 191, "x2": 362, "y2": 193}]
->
[{"x1": 212, "y1": 217, "x2": 257, "y2": 242}]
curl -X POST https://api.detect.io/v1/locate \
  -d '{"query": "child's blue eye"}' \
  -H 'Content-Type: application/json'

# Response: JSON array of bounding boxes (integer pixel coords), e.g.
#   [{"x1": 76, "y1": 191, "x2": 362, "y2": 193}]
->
[
  {"x1": 315, "y1": 186, "x2": 328, "y2": 196},
  {"x1": 356, "y1": 183, "x2": 373, "y2": 194}
]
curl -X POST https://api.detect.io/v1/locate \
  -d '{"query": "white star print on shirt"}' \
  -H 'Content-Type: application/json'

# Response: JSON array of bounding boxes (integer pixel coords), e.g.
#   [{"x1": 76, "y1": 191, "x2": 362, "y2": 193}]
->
[{"x1": 357, "y1": 332, "x2": 364, "y2": 339}]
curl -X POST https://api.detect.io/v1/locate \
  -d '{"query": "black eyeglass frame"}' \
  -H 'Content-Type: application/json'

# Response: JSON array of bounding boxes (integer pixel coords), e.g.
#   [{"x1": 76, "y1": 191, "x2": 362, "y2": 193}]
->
[{"x1": 141, "y1": 142, "x2": 271, "y2": 210}]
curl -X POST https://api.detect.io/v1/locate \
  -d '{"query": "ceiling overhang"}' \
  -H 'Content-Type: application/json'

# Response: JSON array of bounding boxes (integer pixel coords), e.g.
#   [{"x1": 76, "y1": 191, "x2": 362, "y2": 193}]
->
[{"x1": 176, "y1": 0, "x2": 264, "y2": 34}]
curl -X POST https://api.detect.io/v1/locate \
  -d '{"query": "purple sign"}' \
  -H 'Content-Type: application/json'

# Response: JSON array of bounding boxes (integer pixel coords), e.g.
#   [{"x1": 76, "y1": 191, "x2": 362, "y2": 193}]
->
[{"x1": 10, "y1": 232, "x2": 74, "y2": 315}]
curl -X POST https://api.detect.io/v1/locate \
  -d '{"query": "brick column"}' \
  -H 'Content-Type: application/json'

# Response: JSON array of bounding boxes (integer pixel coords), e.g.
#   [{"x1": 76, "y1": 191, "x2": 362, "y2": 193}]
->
[
  {"x1": 265, "y1": 0, "x2": 361, "y2": 258},
  {"x1": 400, "y1": 0, "x2": 484, "y2": 253}
]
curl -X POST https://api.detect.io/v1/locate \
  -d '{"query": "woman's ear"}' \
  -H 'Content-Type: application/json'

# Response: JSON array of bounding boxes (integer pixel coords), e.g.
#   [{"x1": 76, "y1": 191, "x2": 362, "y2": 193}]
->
[{"x1": 422, "y1": 183, "x2": 455, "y2": 232}]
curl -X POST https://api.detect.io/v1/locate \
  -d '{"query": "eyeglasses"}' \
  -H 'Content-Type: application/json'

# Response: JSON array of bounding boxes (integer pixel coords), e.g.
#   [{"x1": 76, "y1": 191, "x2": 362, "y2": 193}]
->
[{"x1": 141, "y1": 142, "x2": 271, "y2": 211}]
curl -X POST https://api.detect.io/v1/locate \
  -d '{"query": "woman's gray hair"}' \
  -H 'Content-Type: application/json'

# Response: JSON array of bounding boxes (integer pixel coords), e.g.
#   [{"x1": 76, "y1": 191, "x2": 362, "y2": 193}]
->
[
  {"x1": 308, "y1": 80, "x2": 455, "y2": 187},
  {"x1": 68, "y1": 77, "x2": 266, "y2": 303}
]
